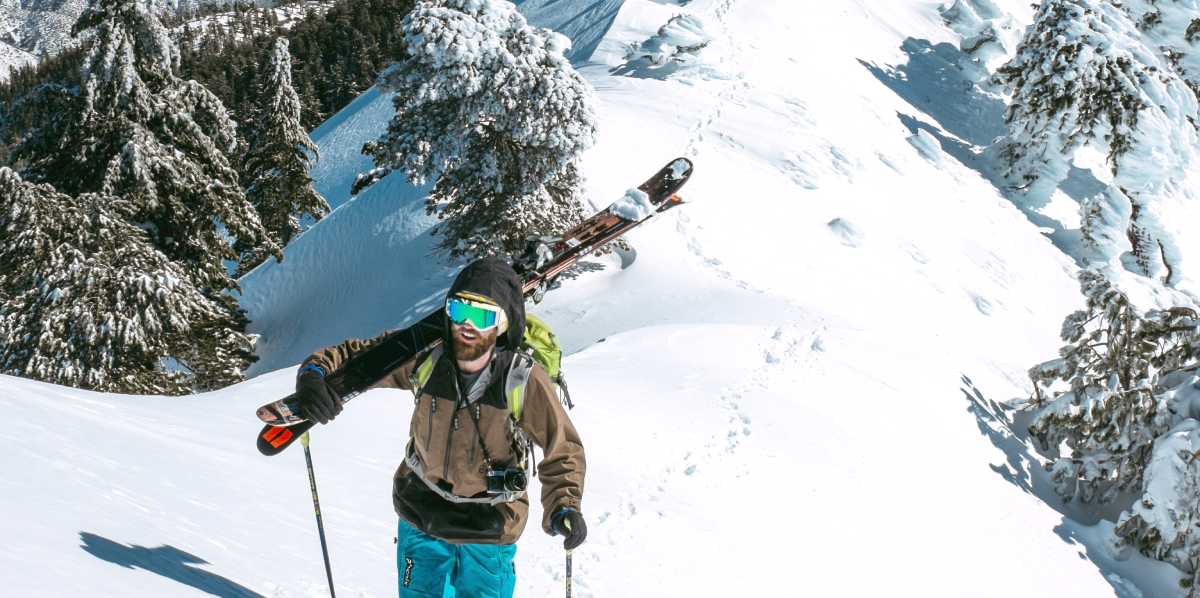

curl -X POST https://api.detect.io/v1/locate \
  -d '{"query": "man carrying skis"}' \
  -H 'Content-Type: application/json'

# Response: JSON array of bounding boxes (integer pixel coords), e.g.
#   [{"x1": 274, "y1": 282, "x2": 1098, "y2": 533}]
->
[{"x1": 293, "y1": 257, "x2": 587, "y2": 597}]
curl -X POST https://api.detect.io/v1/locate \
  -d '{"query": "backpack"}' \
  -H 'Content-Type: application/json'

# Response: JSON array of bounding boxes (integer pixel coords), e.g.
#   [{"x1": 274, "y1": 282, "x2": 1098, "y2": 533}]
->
[{"x1": 411, "y1": 312, "x2": 573, "y2": 421}]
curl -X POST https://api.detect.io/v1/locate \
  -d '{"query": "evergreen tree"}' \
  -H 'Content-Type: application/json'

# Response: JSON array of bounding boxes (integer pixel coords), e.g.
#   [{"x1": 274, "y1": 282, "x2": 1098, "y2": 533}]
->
[
  {"x1": 1024, "y1": 188, "x2": 1200, "y2": 505},
  {"x1": 352, "y1": 0, "x2": 598, "y2": 258},
  {"x1": 11, "y1": 0, "x2": 276, "y2": 389},
  {"x1": 1115, "y1": 418, "x2": 1200, "y2": 594},
  {"x1": 236, "y1": 37, "x2": 327, "y2": 275},
  {"x1": 1025, "y1": 267, "x2": 1197, "y2": 504},
  {"x1": 0, "y1": 168, "x2": 254, "y2": 394},
  {"x1": 0, "y1": 0, "x2": 417, "y2": 144},
  {"x1": 994, "y1": 0, "x2": 1200, "y2": 284}
]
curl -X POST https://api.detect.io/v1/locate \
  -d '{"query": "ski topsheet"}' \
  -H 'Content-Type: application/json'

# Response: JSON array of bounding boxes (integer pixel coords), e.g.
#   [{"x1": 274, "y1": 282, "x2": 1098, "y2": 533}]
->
[{"x1": 257, "y1": 158, "x2": 694, "y2": 456}]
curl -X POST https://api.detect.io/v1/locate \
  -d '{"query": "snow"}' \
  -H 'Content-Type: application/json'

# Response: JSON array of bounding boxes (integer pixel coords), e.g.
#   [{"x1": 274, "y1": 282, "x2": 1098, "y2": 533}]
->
[
  {"x1": 171, "y1": 2, "x2": 336, "y2": 48},
  {"x1": 607, "y1": 187, "x2": 652, "y2": 220},
  {"x1": 0, "y1": 39, "x2": 35, "y2": 82},
  {"x1": 7, "y1": 0, "x2": 1200, "y2": 596},
  {"x1": 627, "y1": 14, "x2": 715, "y2": 67},
  {"x1": 668, "y1": 158, "x2": 688, "y2": 180},
  {"x1": 0, "y1": 0, "x2": 296, "y2": 66}
]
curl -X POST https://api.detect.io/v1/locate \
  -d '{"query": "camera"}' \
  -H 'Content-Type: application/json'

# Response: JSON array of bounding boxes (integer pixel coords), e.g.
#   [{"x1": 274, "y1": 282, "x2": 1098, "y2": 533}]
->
[{"x1": 486, "y1": 465, "x2": 527, "y2": 494}]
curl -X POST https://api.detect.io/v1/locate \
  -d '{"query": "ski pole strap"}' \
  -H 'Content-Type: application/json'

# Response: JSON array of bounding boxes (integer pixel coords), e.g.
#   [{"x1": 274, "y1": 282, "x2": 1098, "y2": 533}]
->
[
  {"x1": 551, "y1": 508, "x2": 572, "y2": 534},
  {"x1": 404, "y1": 442, "x2": 523, "y2": 505},
  {"x1": 299, "y1": 364, "x2": 326, "y2": 377}
]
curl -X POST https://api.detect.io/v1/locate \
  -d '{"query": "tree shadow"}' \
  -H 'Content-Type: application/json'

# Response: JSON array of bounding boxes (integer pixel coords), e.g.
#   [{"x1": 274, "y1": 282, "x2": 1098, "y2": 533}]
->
[
  {"x1": 960, "y1": 378, "x2": 1170, "y2": 597},
  {"x1": 860, "y1": 38, "x2": 1109, "y2": 266},
  {"x1": 549, "y1": 260, "x2": 607, "y2": 289},
  {"x1": 960, "y1": 375, "x2": 1034, "y2": 495},
  {"x1": 79, "y1": 532, "x2": 264, "y2": 598},
  {"x1": 610, "y1": 57, "x2": 684, "y2": 80},
  {"x1": 860, "y1": 38, "x2": 1005, "y2": 146}
]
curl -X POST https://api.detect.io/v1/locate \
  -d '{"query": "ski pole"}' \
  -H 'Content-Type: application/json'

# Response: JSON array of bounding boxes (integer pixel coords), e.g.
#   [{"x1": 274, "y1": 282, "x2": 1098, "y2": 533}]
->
[
  {"x1": 301, "y1": 432, "x2": 337, "y2": 598},
  {"x1": 563, "y1": 518, "x2": 573, "y2": 598},
  {"x1": 565, "y1": 549, "x2": 573, "y2": 598}
]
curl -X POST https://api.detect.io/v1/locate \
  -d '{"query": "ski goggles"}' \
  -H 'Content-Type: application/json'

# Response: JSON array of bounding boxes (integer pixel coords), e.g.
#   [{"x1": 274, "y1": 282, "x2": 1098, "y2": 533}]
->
[{"x1": 446, "y1": 293, "x2": 508, "y2": 332}]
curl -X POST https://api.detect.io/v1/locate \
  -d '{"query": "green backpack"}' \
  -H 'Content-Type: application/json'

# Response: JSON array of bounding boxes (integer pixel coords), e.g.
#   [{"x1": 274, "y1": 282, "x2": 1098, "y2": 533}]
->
[
  {"x1": 413, "y1": 313, "x2": 573, "y2": 421},
  {"x1": 521, "y1": 313, "x2": 574, "y2": 411}
]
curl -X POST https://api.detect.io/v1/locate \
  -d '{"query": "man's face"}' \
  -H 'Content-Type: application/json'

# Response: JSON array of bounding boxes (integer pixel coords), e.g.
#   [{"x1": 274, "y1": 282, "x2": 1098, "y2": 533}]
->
[{"x1": 450, "y1": 321, "x2": 499, "y2": 361}]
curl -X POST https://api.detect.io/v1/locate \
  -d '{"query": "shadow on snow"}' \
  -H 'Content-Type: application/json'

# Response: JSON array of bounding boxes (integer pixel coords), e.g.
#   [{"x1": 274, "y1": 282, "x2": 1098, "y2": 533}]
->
[
  {"x1": 860, "y1": 37, "x2": 1107, "y2": 266},
  {"x1": 959, "y1": 378, "x2": 1186, "y2": 597},
  {"x1": 79, "y1": 532, "x2": 264, "y2": 598}
]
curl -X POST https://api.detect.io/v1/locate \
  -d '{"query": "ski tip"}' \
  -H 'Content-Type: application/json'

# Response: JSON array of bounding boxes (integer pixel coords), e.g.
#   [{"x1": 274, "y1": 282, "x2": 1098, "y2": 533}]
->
[{"x1": 667, "y1": 158, "x2": 693, "y2": 181}]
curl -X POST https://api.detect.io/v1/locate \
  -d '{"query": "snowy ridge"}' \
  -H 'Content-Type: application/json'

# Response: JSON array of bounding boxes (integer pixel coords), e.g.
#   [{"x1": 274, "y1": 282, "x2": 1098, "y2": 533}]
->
[
  {"x1": 170, "y1": 1, "x2": 336, "y2": 49},
  {"x1": 7, "y1": 0, "x2": 1200, "y2": 596},
  {"x1": 0, "y1": 0, "x2": 305, "y2": 77}
]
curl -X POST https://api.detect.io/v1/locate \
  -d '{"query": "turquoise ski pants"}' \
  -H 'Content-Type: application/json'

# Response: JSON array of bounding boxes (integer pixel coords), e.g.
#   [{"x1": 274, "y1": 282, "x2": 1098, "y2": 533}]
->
[{"x1": 396, "y1": 518, "x2": 517, "y2": 598}]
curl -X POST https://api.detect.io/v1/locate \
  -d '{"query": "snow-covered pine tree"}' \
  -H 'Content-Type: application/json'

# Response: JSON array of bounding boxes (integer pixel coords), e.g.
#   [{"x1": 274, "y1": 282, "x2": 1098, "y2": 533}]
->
[
  {"x1": 352, "y1": 0, "x2": 598, "y2": 258},
  {"x1": 11, "y1": 0, "x2": 279, "y2": 301},
  {"x1": 236, "y1": 37, "x2": 327, "y2": 276},
  {"x1": 1114, "y1": 418, "x2": 1200, "y2": 593},
  {"x1": 8, "y1": 0, "x2": 275, "y2": 389},
  {"x1": 994, "y1": 0, "x2": 1200, "y2": 284},
  {"x1": 1024, "y1": 187, "x2": 1200, "y2": 506},
  {"x1": 1025, "y1": 263, "x2": 1200, "y2": 504},
  {"x1": 0, "y1": 168, "x2": 257, "y2": 394}
]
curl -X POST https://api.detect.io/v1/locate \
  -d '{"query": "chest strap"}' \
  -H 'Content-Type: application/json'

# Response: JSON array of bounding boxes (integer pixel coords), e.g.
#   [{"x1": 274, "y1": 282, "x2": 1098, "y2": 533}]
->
[{"x1": 404, "y1": 440, "x2": 523, "y2": 505}]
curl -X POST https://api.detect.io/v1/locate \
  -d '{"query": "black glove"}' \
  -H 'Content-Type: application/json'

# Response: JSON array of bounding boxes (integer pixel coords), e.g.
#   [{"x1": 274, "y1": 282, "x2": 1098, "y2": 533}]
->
[
  {"x1": 295, "y1": 369, "x2": 342, "y2": 424},
  {"x1": 550, "y1": 508, "x2": 587, "y2": 550}
]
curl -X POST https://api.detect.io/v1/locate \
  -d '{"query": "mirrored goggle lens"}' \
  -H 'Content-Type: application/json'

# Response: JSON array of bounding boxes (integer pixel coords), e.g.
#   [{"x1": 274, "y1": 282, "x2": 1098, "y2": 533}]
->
[{"x1": 446, "y1": 299, "x2": 500, "y2": 330}]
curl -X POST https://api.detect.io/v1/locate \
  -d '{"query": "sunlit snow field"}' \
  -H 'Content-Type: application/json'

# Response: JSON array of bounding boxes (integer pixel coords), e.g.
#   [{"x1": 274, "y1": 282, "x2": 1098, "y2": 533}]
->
[{"x1": 2, "y1": 0, "x2": 1190, "y2": 596}]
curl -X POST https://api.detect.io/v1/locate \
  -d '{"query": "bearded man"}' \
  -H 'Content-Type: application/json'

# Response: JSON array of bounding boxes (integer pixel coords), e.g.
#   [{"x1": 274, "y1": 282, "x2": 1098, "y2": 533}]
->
[{"x1": 294, "y1": 257, "x2": 587, "y2": 597}]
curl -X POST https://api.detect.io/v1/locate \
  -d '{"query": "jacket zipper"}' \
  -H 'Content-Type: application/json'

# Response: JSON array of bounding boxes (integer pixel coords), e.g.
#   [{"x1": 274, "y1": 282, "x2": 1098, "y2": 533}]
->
[{"x1": 469, "y1": 404, "x2": 479, "y2": 462}]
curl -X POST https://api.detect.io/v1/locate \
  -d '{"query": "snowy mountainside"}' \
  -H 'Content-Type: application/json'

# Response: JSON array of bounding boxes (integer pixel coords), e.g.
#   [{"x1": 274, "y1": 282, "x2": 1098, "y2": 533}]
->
[
  {"x1": 170, "y1": 1, "x2": 335, "y2": 48},
  {"x1": 0, "y1": 0, "x2": 89, "y2": 57},
  {"x1": 7, "y1": 0, "x2": 1200, "y2": 596},
  {"x1": 0, "y1": 0, "x2": 299, "y2": 73},
  {"x1": 239, "y1": 0, "x2": 1186, "y2": 595},
  {"x1": 0, "y1": 27, "x2": 34, "y2": 78}
]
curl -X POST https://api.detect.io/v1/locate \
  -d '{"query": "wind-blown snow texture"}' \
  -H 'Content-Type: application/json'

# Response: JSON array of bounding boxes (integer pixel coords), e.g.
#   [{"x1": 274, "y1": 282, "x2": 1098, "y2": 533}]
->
[{"x1": 8, "y1": 0, "x2": 1200, "y2": 596}]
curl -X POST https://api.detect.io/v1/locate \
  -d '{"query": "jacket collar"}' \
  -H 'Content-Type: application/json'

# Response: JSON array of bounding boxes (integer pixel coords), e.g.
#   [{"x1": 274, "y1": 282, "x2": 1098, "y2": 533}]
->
[{"x1": 421, "y1": 349, "x2": 514, "y2": 410}]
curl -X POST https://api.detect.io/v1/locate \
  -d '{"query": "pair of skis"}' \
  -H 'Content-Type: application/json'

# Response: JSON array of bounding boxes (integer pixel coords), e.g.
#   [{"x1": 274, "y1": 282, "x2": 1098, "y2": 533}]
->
[{"x1": 255, "y1": 158, "x2": 695, "y2": 456}]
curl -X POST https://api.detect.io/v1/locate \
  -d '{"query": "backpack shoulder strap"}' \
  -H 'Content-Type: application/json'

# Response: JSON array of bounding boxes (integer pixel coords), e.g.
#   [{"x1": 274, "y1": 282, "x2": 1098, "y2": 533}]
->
[
  {"x1": 505, "y1": 351, "x2": 534, "y2": 422},
  {"x1": 410, "y1": 344, "x2": 443, "y2": 398}
]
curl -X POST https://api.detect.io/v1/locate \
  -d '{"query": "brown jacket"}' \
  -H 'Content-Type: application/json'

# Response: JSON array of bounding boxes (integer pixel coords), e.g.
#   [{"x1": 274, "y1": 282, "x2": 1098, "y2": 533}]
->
[{"x1": 303, "y1": 330, "x2": 585, "y2": 545}]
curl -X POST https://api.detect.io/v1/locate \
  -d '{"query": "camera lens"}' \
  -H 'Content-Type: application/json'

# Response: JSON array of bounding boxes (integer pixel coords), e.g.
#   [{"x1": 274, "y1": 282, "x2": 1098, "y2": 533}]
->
[{"x1": 505, "y1": 469, "x2": 527, "y2": 492}]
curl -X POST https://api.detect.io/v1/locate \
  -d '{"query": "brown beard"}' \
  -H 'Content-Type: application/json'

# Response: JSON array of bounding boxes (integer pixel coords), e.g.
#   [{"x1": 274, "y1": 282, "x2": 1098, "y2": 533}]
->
[{"x1": 450, "y1": 324, "x2": 498, "y2": 361}]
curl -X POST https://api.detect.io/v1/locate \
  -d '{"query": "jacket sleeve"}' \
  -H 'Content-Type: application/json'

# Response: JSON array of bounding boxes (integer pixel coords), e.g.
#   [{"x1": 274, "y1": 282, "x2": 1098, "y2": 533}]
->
[
  {"x1": 518, "y1": 365, "x2": 586, "y2": 534},
  {"x1": 300, "y1": 329, "x2": 417, "y2": 391}
]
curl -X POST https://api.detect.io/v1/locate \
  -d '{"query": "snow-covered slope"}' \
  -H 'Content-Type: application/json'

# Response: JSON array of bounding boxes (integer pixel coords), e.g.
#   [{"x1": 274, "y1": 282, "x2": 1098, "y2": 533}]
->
[
  {"x1": 8, "y1": 0, "x2": 1197, "y2": 596},
  {"x1": 0, "y1": 0, "x2": 311, "y2": 77}
]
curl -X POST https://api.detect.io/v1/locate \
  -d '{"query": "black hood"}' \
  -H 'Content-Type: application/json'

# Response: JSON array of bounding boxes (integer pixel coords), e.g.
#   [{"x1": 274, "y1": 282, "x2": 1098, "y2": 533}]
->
[{"x1": 446, "y1": 257, "x2": 526, "y2": 351}]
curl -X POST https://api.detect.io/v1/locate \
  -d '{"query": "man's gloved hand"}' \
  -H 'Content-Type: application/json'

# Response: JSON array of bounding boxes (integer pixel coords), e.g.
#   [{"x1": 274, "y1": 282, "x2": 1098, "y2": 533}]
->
[
  {"x1": 296, "y1": 369, "x2": 342, "y2": 424},
  {"x1": 550, "y1": 508, "x2": 587, "y2": 550}
]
